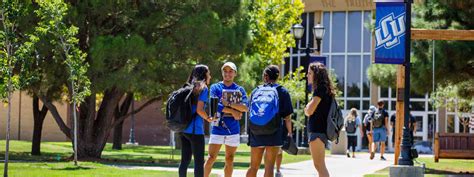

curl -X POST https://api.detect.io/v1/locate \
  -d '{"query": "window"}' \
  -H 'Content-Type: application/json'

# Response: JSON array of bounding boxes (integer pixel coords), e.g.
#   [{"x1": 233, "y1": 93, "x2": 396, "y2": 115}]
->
[
  {"x1": 331, "y1": 55, "x2": 345, "y2": 95},
  {"x1": 348, "y1": 12, "x2": 362, "y2": 53},
  {"x1": 347, "y1": 55, "x2": 361, "y2": 97},
  {"x1": 331, "y1": 12, "x2": 346, "y2": 53}
]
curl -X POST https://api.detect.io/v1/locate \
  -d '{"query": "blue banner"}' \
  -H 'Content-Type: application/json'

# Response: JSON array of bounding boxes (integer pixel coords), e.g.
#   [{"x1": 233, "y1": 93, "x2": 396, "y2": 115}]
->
[{"x1": 374, "y1": 2, "x2": 406, "y2": 64}]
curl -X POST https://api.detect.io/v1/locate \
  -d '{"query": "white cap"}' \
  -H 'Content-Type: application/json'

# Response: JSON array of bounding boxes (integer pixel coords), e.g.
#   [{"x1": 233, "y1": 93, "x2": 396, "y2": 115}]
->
[
  {"x1": 368, "y1": 105, "x2": 376, "y2": 113},
  {"x1": 221, "y1": 62, "x2": 237, "y2": 72}
]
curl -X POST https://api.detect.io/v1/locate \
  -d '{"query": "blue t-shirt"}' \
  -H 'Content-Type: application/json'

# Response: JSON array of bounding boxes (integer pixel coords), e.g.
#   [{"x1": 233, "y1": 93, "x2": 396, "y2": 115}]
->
[
  {"x1": 183, "y1": 88, "x2": 209, "y2": 135},
  {"x1": 210, "y1": 82, "x2": 248, "y2": 135}
]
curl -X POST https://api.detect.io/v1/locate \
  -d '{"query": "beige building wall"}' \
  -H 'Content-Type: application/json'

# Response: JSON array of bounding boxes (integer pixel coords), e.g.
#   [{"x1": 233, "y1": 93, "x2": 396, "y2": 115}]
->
[{"x1": 0, "y1": 91, "x2": 69, "y2": 142}]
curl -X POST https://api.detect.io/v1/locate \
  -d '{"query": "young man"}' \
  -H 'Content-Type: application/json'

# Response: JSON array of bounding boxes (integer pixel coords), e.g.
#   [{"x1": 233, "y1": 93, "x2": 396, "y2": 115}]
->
[
  {"x1": 370, "y1": 100, "x2": 390, "y2": 160},
  {"x1": 204, "y1": 62, "x2": 248, "y2": 177},
  {"x1": 247, "y1": 65, "x2": 293, "y2": 177}
]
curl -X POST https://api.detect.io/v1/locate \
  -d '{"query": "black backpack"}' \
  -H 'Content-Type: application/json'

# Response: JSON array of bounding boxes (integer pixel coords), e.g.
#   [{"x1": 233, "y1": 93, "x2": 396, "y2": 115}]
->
[
  {"x1": 326, "y1": 98, "x2": 344, "y2": 143},
  {"x1": 345, "y1": 119, "x2": 357, "y2": 134},
  {"x1": 373, "y1": 109, "x2": 385, "y2": 128},
  {"x1": 165, "y1": 84, "x2": 195, "y2": 132}
]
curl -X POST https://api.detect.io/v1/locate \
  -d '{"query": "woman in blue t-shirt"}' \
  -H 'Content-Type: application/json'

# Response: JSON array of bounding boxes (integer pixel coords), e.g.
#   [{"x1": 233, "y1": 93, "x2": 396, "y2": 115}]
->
[
  {"x1": 179, "y1": 64, "x2": 214, "y2": 177},
  {"x1": 304, "y1": 62, "x2": 335, "y2": 177}
]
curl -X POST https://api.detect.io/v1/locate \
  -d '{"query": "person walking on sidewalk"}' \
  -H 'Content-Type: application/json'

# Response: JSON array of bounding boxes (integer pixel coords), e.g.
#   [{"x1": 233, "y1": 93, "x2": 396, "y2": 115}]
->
[
  {"x1": 179, "y1": 65, "x2": 215, "y2": 177},
  {"x1": 247, "y1": 65, "x2": 293, "y2": 177},
  {"x1": 345, "y1": 108, "x2": 363, "y2": 158},
  {"x1": 204, "y1": 62, "x2": 248, "y2": 177},
  {"x1": 370, "y1": 100, "x2": 390, "y2": 160},
  {"x1": 363, "y1": 106, "x2": 376, "y2": 155},
  {"x1": 304, "y1": 62, "x2": 335, "y2": 177}
]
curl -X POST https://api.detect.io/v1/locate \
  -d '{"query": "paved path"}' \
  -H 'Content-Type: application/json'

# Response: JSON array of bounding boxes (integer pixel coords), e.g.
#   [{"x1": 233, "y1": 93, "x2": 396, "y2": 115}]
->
[{"x1": 115, "y1": 153, "x2": 431, "y2": 177}]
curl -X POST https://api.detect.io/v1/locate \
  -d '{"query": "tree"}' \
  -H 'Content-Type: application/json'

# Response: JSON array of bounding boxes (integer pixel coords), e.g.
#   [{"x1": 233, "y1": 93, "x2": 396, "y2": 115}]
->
[
  {"x1": 368, "y1": 1, "x2": 474, "y2": 98},
  {"x1": 0, "y1": 1, "x2": 37, "y2": 175},
  {"x1": 33, "y1": 0, "x2": 250, "y2": 159},
  {"x1": 238, "y1": 0, "x2": 304, "y2": 91}
]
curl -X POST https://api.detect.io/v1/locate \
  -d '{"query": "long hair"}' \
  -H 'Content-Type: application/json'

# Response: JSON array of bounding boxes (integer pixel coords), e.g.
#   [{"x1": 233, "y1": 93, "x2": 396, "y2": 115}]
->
[
  {"x1": 187, "y1": 64, "x2": 209, "y2": 95},
  {"x1": 309, "y1": 62, "x2": 336, "y2": 98},
  {"x1": 346, "y1": 108, "x2": 358, "y2": 121}
]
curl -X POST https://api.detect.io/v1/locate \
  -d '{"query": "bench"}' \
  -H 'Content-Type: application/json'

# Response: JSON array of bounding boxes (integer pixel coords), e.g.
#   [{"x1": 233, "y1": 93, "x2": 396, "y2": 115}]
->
[{"x1": 434, "y1": 133, "x2": 474, "y2": 162}]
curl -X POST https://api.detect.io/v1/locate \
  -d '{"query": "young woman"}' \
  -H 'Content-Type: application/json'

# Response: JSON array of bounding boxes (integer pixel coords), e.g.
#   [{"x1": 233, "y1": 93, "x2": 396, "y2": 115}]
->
[
  {"x1": 304, "y1": 62, "x2": 335, "y2": 177},
  {"x1": 363, "y1": 105, "x2": 376, "y2": 157},
  {"x1": 179, "y1": 64, "x2": 214, "y2": 177},
  {"x1": 205, "y1": 62, "x2": 248, "y2": 177},
  {"x1": 246, "y1": 65, "x2": 293, "y2": 177},
  {"x1": 345, "y1": 108, "x2": 363, "y2": 158}
]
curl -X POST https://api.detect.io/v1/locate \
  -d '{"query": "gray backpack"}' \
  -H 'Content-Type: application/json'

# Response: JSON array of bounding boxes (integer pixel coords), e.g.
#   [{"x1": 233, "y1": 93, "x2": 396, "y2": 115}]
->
[{"x1": 326, "y1": 98, "x2": 344, "y2": 143}]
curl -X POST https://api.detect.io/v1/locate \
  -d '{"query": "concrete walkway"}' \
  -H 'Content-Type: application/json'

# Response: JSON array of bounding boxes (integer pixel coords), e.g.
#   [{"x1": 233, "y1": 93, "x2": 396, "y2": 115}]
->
[{"x1": 115, "y1": 153, "x2": 426, "y2": 177}]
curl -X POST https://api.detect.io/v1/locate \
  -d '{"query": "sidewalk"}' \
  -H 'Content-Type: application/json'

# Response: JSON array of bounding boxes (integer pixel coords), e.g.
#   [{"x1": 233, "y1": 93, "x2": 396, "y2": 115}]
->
[{"x1": 115, "y1": 152, "x2": 414, "y2": 177}]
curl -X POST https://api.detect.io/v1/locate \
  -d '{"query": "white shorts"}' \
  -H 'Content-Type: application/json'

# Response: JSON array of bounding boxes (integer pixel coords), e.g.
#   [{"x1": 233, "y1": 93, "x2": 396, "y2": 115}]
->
[{"x1": 209, "y1": 134, "x2": 240, "y2": 147}]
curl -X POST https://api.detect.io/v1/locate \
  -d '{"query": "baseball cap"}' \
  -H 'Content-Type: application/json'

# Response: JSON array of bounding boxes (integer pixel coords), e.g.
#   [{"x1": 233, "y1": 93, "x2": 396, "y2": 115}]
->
[
  {"x1": 221, "y1": 62, "x2": 237, "y2": 72},
  {"x1": 368, "y1": 105, "x2": 376, "y2": 113}
]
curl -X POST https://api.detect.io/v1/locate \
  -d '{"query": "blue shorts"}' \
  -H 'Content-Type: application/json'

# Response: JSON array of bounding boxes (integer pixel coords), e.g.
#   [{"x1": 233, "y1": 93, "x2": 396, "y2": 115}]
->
[{"x1": 373, "y1": 127, "x2": 387, "y2": 142}]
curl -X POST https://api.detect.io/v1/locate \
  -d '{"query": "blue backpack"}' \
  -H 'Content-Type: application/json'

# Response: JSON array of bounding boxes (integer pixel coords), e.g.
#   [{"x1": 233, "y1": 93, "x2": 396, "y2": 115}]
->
[{"x1": 249, "y1": 84, "x2": 281, "y2": 135}]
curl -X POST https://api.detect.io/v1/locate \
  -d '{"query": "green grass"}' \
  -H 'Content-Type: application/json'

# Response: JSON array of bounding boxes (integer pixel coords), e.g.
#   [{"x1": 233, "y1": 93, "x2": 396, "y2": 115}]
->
[
  {"x1": 364, "y1": 157, "x2": 474, "y2": 177},
  {"x1": 0, "y1": 140, "x2": 313, "y2": 170},
  {"x1": 0, "y1": 162, "x2": 206, "y2": 177}
]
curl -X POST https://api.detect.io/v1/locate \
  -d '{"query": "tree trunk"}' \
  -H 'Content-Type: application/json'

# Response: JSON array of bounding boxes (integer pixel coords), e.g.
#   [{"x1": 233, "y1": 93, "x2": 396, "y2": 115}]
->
[
  {"x1": 112, "y1": 122, "x2": 124, "y2": 150},
  {"x1": 31, "y1": 96, "x2": 49, "y2": 156},
  {"x1": 112, "y1": 93, "x2": 134, "y2": 150}
]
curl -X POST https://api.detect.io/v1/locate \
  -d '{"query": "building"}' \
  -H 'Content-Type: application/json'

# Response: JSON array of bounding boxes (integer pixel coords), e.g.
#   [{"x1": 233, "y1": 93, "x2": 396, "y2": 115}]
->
[{"x1": 282, "y1": 0, "x2": 473, "y2": 151}]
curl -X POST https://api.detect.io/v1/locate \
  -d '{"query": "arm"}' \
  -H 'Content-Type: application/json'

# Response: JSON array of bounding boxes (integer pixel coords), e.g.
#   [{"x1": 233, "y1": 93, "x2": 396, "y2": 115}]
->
[
  {"x1": 197, "y1": 101, "x2": 213, "y2": 122},
  {"x1": 412, "y1": 121, "x2": 417, "y2": 134},
  {"x1": 385, "y1": 116, "x2": 390, "y2": 135},
  {"x1": 222, "y1": 101, "x2": 248, "y2": 112},
  {"x1": 284, "y1": 115, "x2": 292, "y2": 136},
  {"x1": 304, "y1": 96, "x2": 321, "y2": 117},
  {"x1": 222, "y1": 107, "x2": 242, "y2": 120}
]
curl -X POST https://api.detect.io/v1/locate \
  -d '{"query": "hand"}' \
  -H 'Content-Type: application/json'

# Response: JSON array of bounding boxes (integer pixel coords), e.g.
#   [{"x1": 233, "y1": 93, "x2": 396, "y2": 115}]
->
[
  {"x1": 361, "y1": 133, "x2": 364, "y2": 138},
  {"x1": 232, "y1": 111, "x2": 242, "y2": 120},
  {"x1": 221, "y1": 97, "x2": 230, "y2": 107},
  {"x1": 287, "y1": 133, "x2": 293, "y2": 137}
]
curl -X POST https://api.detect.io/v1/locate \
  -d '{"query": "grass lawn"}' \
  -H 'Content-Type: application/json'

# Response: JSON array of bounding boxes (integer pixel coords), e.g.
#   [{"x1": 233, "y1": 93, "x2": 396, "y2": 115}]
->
[
  {"x1": 0, "y1": 162, "x2": 210, "y2": 177},
  {"x1": 0, "y1": 140, "x2": 313, "y2": 170},
  {"x1": 364, "y1": 157, "x2": 474, "y2": 177}
]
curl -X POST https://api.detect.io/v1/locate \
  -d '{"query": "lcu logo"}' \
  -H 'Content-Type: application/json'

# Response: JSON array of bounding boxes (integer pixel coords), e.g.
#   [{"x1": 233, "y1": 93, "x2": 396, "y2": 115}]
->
[{"x1": 375, "y1": 12, "x2": 406, "y2": 49}]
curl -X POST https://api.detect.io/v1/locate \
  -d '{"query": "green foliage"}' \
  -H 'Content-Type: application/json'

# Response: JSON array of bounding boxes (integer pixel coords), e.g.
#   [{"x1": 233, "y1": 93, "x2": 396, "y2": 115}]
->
[
  {"x1": 238, "y1": 0, "x2": 304, "y2": 91},
  {"x1": 430, "y1": 84, "x2": 473, "y2": 115},
  {"x1": 34, "y1": 0, "x2": 90, "y2": 103},
  {"x1": 279, "y1": 67, "x2": 306, "y2": 130},
  {"x1": 367, "y1": 64, "x2": 397, "y2": 89}
]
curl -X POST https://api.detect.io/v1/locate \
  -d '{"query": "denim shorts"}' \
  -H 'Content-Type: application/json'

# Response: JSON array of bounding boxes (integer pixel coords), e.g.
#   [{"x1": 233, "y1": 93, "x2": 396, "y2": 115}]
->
[
  {"x1": 373, "y1": 127, "x2": 387, "y2": 142},
  {"x1": 308, "y1": 132, "x2": 328, "y2": 146}
]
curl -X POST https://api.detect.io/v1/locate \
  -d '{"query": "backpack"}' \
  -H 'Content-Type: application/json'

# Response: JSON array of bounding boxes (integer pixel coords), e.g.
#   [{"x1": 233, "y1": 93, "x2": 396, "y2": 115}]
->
[
  {"x1": 249, "y1": 85, "x2": 281, "y2": 135},
  {"x1": 372, "y1": 109, "x2": 385, "y2": 128},
  {"x1": 326, "y1": 98, "x2": 344, "y2": 143},
  {"x1": 165, "y1": 84, "x2": 195, "y2": 132},
  {"x1": 345, "y1": 119, "x2": 357, "y2": 134}
]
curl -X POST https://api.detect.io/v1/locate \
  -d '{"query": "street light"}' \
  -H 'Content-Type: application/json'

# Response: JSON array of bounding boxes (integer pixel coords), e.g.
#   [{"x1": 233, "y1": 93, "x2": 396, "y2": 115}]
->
[{"x1": 292, "y1": 23, "x2": 325, "y2": 147}]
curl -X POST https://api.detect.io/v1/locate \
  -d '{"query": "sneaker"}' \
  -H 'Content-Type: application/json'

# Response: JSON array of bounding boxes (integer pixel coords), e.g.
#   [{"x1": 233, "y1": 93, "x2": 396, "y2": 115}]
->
[
  {"x1": 275, "y1": 171, "x2": 283, "y2": 177},
  {"x1": 370, "y1": 152, "x2": 375, "y2": 160},
  {"x1": 346, "y1": 152, "x2": 351, "y2": 158},
  {"x1": 380, "y1": 156, "x2": 386, "y2": 161}
]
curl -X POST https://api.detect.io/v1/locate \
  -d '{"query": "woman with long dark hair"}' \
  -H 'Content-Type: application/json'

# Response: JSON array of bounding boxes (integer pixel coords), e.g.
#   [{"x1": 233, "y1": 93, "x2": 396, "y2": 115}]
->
[
  {"x1": 304, "y1": 62, "x2": 336, "y2": 177},
  {"x1": 179, "y1": 64, "x2": 214, "y2": 177}
]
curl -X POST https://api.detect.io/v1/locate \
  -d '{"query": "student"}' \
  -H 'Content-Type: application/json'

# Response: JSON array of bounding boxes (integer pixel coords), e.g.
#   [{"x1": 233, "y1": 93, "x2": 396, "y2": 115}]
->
[
  {"x1": 246, "y1": 65, "x2": 293, "y2": 177},
  {"x1": 179, "y1": 65, "x2": 214, "y2": 177},
  {"x1": 370, "y1": 100, "x2": 390, "y2": 160},
  {"x1": 204, "y1": 62, "x2": 248, "y2": 177},
  {"x1": 363, "y1": 106, "x2": 376, "y2": 155},
  {"x1": 304, "y1": 62, "x2": 335, "y2": 177},
  {"x1": 345, "y1": 108, "x2": 363, "y2": 158}
]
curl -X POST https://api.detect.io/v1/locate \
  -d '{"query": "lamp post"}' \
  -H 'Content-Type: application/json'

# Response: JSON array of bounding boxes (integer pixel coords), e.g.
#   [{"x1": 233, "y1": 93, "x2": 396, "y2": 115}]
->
[
  {"x1": 127, "y1": 98, "x2": 138, "y2": 145},
  {"x1": 292, "y1": 23, "x2": 325, "y2": 147}
]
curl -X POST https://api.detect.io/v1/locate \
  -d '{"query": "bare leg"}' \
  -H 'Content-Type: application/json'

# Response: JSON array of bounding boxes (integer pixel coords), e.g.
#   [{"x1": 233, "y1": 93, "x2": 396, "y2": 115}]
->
[
  {"x1": 224, "y1": 145, "x2": 238, "y2": 177},
  {"x1": 204, "y1": 144, "x2": 222, "y2": 177},
  {"x1": 246, "y1": 147, "x2": 264, "y2": 177},
  {"x1": 309, "y1": 139, "x2": 329, "y2": 177}
]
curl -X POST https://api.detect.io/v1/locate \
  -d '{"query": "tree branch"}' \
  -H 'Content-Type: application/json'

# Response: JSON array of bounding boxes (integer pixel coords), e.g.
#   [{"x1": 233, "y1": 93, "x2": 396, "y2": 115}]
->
[
  {"x1": 110, "y1": 96, "x2": 162, "y2": 129},
  {"x1": 39, "y1": 96, "x2": 72, "y2": 139}
]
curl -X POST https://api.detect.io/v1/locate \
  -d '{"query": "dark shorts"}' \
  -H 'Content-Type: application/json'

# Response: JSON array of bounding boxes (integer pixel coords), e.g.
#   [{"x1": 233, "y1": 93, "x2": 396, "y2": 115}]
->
[
  {"x1": 308, "y1": 132, "x2": 328, "y2": 146},
  {"x1": 248, "y1": 128, "x2": 284, "y2": 147}
]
